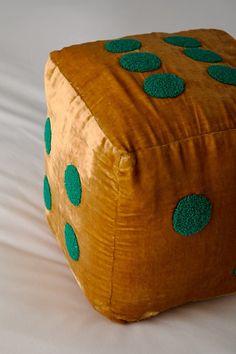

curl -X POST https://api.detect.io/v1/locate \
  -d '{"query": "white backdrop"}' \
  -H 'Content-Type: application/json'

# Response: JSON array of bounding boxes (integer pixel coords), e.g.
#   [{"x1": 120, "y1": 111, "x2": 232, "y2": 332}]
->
[{"x1": 0, "y1": 1, "x2": 236, "y2": 353}]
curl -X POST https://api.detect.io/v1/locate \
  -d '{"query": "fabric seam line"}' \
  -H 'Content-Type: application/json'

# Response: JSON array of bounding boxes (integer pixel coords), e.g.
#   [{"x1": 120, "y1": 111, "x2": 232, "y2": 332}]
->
[{"x1": 108, "y1": 152, "x2": 122, "y2": 313}]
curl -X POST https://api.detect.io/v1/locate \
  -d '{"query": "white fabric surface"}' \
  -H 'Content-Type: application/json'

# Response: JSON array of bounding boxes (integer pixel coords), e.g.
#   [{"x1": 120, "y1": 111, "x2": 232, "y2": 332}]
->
[{"x1": 0, "y1": 1, "x2": 236, "y2": 353}]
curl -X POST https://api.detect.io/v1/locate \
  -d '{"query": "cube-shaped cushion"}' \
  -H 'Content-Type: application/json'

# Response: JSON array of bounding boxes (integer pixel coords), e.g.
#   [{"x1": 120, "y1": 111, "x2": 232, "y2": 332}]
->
[{"x1": 44, "y1": 28, "x2": 236, "y2": 322}]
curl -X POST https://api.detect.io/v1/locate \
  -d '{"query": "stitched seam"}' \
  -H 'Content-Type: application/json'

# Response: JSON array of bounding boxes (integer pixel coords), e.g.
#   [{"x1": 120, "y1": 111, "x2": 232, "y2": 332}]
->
[
  {"x1": 126, "y1": 127, "x2": 236, "y2": 156},
  {"x1": 108, "y1": 152, "x2": 122, "y2": 313}
]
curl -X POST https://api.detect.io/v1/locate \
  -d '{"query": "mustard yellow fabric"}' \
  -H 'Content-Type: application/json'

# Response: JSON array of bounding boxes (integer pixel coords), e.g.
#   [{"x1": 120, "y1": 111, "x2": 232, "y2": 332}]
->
[{"x1": 44, "y1": 29, "x2": 236, "y2": 322}]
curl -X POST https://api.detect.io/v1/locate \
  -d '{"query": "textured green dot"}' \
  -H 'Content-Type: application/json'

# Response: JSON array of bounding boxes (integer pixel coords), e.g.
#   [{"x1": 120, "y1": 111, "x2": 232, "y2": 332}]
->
[
  {"x1": 64, "y1": 165, "x2": 82, "y2": 206},
  {"x1": 164, "y1": 36, "x2": 201, "y2": 48},
  {"x1": 119, "y1": 52, "x2": 161, "y2": 72},
  {"x1": 105, "y1": 38, "x2": 141, "y2": 53},
  {"x1": 43, "y1": 176, "x2": 52, "y2": 210},
  {"x1": 144, "y1": 73, "x2": 185, "y2": 98},
  {"x1": 173, "y1": 194, "x2": 212, "y2": 236},
  {"x1": 183, "y1": 48, "x2": 222, "y2": 63},
  {"x1": 207, "y1": 65, "x2": 236, "y2": 86},
  {"x1": 44, "y1": 117, "x2": 51, "y2": 155},
  {"x1": 233, "y1": 268, "x2": 236, "y2": 276},
  {"x1": 64, "y1": 223, "x2": 80, "y2": 261}
]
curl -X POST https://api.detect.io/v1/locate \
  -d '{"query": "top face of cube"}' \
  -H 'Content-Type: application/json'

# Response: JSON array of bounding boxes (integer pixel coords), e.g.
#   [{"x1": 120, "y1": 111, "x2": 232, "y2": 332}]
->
[{"x1": 50, "y1": 29, "x2": 236, "y2": 153}]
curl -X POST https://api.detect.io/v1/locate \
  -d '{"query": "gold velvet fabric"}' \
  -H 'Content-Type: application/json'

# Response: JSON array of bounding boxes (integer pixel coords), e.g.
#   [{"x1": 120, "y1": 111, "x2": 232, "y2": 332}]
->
[{"x1": 44, "y1": 29, "x2": 236, "y2": 322}]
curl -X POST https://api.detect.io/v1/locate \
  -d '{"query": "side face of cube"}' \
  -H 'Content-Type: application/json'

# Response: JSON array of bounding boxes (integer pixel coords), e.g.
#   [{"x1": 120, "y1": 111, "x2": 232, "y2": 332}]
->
[
  {"x1": 109, "y1": 130, "x2": 236, "y2": 321},
  {"x1": 44, "y1": 58, "x2": 124, "y2": 321}
]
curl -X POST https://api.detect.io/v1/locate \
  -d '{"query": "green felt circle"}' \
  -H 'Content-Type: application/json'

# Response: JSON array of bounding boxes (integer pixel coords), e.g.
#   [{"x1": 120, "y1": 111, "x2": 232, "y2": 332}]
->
[
  {"x1": 233, "y1": 268, "x2": 236, "y2": 276},
  {"x1": 164, "y1": 36, "x2": 201, "y2": 48},
  {"x1": 43, "y1": 176, "x2": 52, "y2": 210},
  {"x1": 119, "y1": 52, "x2": 161, "y2": 72},
  {"x1": 64, "y1": 164, "x2": 82, "y2": 206},
  {"x1": 207, "y1": 65, "x2": 236, "y2": 86},
  {"x1": 105, "y1": 38, "x2": 141, "y2": 53},
  {"x1": 44, "y1": 117, "x2": 51, "y2": 155},
  {"x1": 173, "y1": 194, "x2": 212, "y2": 236},
  {"x1": 183, "y1": 48, "x2": 222, "y2": 63},
  {"x1": 143, "y1": 73, "x2": 185, "y2": 98},
  {"x1": 64, "y1": 223, "x2": 80, "y2": 261}
]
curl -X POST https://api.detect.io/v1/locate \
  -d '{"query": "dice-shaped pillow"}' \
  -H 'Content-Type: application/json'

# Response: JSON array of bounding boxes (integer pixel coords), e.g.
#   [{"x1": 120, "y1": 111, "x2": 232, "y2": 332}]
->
[{"x1": 44, "y1": 28, "x2": 236, "y2": 322}]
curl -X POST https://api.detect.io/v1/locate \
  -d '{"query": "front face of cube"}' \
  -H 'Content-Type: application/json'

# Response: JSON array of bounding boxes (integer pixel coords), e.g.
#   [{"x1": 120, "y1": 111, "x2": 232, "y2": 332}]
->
[
  {"x1": 110, "y1": 131, "x2": 236, "y2": 320},
  {"x1": 44, "y1": 29, "x2": 236, "y2": 322}
]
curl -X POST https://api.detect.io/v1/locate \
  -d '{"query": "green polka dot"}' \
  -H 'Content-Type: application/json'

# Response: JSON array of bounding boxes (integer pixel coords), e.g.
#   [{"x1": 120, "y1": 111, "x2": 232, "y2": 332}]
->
[
  {"x1": 64, "y1": 165, "x2": 82, "y2": 206},
  {"x1": 44, "y1": 117, "x2": 51, "y2": 155},
  {"x1": 143, "y1": 73, "x2": 185, "y2": 98},
  {"x1": 173, "y1": 194, "x2": 212, "y2": 236},
  {"x1": 64, "y1": 223, "x2": 80, "y2": 261},
  {"x1": 207, "y1": 65, "x2": 236, "y2": 86},
  {"x1": 105, "y1": 38, "x2": 141, "y2": 53},
  {"x1": 183, "y1": 48, "x2": 222, "y2": 63},
  {"x1": 164, "y1": 36, "x2": 201, "y2": 48},
  {"x1": 233, "y1": 268, "x2": 236, "y2": 276},
  {"x1": 44, "y1": 176, "x2": 52, "y2": 210},
  {"x1": 119, "y1": 52, "x2": 161, "y2": 72}
]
